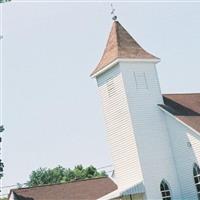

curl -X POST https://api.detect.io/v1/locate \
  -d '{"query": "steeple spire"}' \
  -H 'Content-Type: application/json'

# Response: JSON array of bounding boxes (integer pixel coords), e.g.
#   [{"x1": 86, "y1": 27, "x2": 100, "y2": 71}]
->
[{"x1": 91, "y1": 21, "x2": 159, "y2": 77}]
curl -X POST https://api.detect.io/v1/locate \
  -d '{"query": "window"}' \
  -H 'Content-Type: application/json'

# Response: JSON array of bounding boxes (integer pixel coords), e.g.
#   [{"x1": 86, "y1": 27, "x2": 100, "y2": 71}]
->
[
  {"x1": 193, "y1": 163, "x2": 200, "y2": 199},
  {"x1": 160, "y1": 180, "x2": 171, "y2": 200}
]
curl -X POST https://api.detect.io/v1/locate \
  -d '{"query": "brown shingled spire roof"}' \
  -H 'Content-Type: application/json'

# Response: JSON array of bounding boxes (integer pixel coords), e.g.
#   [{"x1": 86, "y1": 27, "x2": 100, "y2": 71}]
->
[{"x1": 91, "y1": 21, "x2": 159, "y2": 76}]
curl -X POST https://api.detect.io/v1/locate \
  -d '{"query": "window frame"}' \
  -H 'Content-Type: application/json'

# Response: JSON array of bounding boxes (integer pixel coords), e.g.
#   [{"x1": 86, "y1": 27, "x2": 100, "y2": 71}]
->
[
  {"x1": 193, "y1": 163, "x2": 200, "y2": 200},
  {"x1": 160, "y1": 180, "x2": 172, "y2": 200}
]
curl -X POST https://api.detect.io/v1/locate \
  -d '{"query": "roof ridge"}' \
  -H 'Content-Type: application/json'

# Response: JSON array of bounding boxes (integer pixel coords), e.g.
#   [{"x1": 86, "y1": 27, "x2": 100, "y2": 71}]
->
[
  {"x1": 11, "y1": 176, "x2": 109, "y2": 191},
  {"x1": 115, "y1": 21, "x2": 120, "y2": 58},
  {"x1": 163, "y1": 93, "x2": 200, "y2": 95}
]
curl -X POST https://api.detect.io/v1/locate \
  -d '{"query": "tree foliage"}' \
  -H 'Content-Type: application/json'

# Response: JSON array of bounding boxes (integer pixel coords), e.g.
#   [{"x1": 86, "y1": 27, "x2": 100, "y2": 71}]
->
[
  {"x1": 0, "y1": 0, "x2": 12, "y2": 3},
  {"x1": 27, "y1": 165, "x2": 107, "y2": 187},
  {"x1": 0, "y1": 159, "x2": 4, "y2": 179}
]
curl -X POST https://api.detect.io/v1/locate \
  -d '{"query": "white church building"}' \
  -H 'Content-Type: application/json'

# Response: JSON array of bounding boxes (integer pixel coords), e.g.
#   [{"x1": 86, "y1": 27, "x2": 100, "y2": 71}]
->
[
  {"x1": 8, "y1": 21, "x2": 200, "y2": 200},
  {"x1": 91, "y1": 21, "x2": 200, "y2": 200}
]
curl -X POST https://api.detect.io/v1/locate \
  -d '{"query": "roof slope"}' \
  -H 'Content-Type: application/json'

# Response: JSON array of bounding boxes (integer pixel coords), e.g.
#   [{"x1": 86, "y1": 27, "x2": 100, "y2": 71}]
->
[
  {"x1": 91, "y1": 21, "x2": 158, "y2": 76},
  {"x1": 10, "y1": 177, "x2": 117, "y2": 200},
  {"x1": 161, "y1": 93, "x2": 200, "y2": 133}
]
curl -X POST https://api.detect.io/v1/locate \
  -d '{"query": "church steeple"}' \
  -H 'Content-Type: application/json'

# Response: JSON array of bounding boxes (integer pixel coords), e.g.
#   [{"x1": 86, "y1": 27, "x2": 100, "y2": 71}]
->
[
  {"x1": 91, "y1": 21, "x2": 159, "y2": 77},
  {"x1": 92, "y1": 20, "x2": 183, "y2": 200}
]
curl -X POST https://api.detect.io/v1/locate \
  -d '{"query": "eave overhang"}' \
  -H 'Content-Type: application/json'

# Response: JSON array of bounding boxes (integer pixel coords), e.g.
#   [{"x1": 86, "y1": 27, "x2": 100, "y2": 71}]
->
[{"x1": 91, "y1": 58, "x2": 160, "y2": 78}]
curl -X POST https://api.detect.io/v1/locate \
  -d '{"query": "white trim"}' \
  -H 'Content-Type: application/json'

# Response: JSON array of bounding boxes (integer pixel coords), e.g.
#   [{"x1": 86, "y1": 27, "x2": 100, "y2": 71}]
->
[
  {"x1": 97, "y1": 182, "x2": 145, "y2": 200},
  {"x1": 91, "y1": 60, "x2": 119, "y2": 78},
  {"x1": 8, "y1": 191, "x2": 14, "y2": 200},
  {"x1": 91, "y1": 58, "x2": 160, "y2": 78},
  {"x1": 117, "y1": 58, "x2": 160, "y2": 63},
  {"x1": 158, "y1": 106, "x2": 200, "y2": 136}
]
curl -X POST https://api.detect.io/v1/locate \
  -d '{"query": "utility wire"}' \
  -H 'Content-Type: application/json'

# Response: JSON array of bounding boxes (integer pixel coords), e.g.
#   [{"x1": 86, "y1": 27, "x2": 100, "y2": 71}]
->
[
  {"x1": 2, "y1": 183, "x2": 27, "y2": 189},
  {"x1": 1, "y1": 164, "x2": 113, "y2": 189},
  {"x1": 0, "y1": 168, "x2": 114, "y2": 198},
  {"x1": 97, "y1": 164, "x2": 112, "y2": 170}
]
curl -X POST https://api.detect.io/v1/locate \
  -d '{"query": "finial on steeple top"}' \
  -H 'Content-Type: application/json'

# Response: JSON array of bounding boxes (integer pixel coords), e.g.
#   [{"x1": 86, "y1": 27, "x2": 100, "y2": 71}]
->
[{"x1": 110, "y1": 3, "x2": 117, "y2": 21}]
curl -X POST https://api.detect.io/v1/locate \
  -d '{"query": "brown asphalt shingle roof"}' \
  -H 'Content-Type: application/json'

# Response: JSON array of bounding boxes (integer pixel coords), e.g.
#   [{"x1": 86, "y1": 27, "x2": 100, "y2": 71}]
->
[
  {"x1": 161, "y1": 93, "x2": 200, "y2": 133},
  {"x1": 10, "y1": 177, "x2": 117, "y2": 200},
  {"x1": 91, "y1": 21, "x2": 158, "y2": 76}
]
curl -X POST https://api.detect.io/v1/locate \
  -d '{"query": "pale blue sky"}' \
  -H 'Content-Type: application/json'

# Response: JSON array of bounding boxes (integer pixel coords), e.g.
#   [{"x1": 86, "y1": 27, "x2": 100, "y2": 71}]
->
[{"x1": 0, "y1": 0, "x2": 200, "y2": 195}]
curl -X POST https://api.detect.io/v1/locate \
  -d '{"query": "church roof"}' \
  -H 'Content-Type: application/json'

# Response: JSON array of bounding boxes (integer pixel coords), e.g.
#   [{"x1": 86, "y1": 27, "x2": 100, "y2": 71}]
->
[
  {"x1": 161, "y1": 93, "x2": 200, "y2": 133},
  {"x1": 91, "y1": 21, "x2": 158, "y2": 76},
  {"x1": 9, "y1": 177, "x2": 117, "y2": 200}
]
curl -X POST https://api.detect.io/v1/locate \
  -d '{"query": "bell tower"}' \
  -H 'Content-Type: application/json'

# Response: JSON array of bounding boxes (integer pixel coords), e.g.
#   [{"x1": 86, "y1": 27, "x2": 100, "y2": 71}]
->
[{"x1": 91, "y1": 21, "x2": 182, "y2": 199}]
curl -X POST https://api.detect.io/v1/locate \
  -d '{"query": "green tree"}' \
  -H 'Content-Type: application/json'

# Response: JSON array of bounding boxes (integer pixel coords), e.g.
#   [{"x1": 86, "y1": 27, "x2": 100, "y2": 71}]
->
[
  {"x1": 0, "y1": 0, "x2": 11, "y2": 3},
  {"x1": 27, "y1": 165, "x2": 107, "y2": 187}
]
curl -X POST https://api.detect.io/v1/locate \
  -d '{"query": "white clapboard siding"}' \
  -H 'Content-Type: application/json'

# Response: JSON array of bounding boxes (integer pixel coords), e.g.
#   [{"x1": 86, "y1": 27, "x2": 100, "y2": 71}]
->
[
  {"x1": 97, "y1": 65, "x2": 144, "y2": 188},
  {"x1": 163, "y1": 112, "x2": 199, "y2": 200},
  {"x1": 188, "y1": 133, "x2": 200, "y2": 165},
  {"x1": 120, "y1": 61, "x2": 182, "y2": 199}
]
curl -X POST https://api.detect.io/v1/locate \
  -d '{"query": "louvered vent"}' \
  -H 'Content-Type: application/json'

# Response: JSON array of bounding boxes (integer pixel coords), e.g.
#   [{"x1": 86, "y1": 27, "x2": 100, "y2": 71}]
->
[
  {"x1": 107, "y1": 80, "x2": 116, "y2": 97},
  {"x1": 134, "y1": 72, "x2": 148, "y2": 89}
]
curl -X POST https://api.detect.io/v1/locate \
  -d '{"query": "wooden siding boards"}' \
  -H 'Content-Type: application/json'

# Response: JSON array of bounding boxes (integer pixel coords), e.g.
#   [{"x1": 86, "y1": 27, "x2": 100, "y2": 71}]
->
[
  {"x1": 96, "y1": 60, "x2": 187, "y2": 199},
  {"x1": 188, "y1": 133, "x2": 200, "y2": 165},
  {"x1": 120, "y1": 61, "x2": 182, "y2": 199},
  {"x1": 97, "y1": 65, "x2": 120, "y2": 87},
  {"x1": 97, "y1": 71, "x2": 144, "y2": 189},
  {"x1": 163, "y1": 113, "x2": 199, "y2": 200}
]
